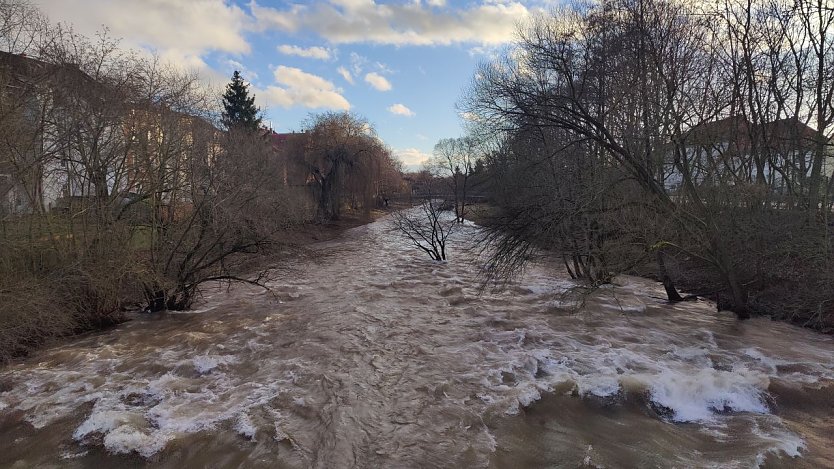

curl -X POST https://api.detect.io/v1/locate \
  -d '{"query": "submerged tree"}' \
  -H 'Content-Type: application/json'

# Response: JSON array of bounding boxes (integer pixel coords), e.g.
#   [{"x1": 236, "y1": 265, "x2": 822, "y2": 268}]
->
[
  {"x1": 391, "y1": 172, "x2": 456, "y2": 261},
  {"x1": 221, "y1": 70, "x2": 261, "y2": 131}
]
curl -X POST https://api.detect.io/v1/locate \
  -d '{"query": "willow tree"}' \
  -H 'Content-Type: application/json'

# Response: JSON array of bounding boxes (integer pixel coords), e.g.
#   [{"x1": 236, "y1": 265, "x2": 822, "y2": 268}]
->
[{"x1": 301, "y1": 112, "x2": 395, "y2": 221}]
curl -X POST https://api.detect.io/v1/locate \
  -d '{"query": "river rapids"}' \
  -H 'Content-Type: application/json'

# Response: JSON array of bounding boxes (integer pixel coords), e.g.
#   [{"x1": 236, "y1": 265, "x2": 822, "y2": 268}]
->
[{"x1": 1, "y1": 215, "x2": 833, "y2": 468}]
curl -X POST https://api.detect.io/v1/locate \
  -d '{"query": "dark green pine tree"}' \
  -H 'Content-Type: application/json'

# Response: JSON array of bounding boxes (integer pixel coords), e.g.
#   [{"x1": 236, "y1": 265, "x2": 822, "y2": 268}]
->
[{"x1": 221, "y1": 71, "x2": 262, "y2": 131}]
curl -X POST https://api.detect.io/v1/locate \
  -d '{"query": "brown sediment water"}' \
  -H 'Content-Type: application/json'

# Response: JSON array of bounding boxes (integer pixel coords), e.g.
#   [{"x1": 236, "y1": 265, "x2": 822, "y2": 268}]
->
[{"x1": 1, "y1": 214, "x2": 833, "y2": 468}]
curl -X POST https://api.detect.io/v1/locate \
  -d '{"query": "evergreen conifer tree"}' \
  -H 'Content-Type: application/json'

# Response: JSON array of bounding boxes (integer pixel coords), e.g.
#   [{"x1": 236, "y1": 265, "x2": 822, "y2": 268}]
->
[{"x1": 221, "y1": 71, "x2": 262, "y2": 131}]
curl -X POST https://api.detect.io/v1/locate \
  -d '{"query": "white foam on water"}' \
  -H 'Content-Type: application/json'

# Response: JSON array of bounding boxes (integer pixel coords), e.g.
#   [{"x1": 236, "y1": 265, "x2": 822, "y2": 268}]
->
[
  {"x1": 476, "y1": 393, "x2": 496, "y2": 404},
  {"x1": 668, "y1": 346, "x2": 713, "y2": 367},
  {"x1": 0, "y1": 350, "x2": 304, "y2": 458},
  {"x1": 102, "y1": 425, "x2": 170, "y2": 458},
  {"x1": 647, "y1": 368, "x2": 770, "y2": 422},
  {"x1": 234, "y1": 413, "x2": 257, "y2": 440},
  {"x1": 743, "y1": 348, "x2": 780, "y2": 372},
  {"x1": 59, "y1": 449, "x2": 89, "y2": 459},
  {"x1": 16, "y1": 372, "x2": 105, "y2": 429},
  {"x1": 577, "y1": 374, "x2": 621, "y2": 398},
  {"x1": 72, "y1": 376, "x2": 290, "y2": 457},
  {"x1": 74, "y1": 407, "x2": 144, "y2": 440},
  {"x1": 515, "y1": 384, "x2": 542, "y2": 408},
  {"x1": 176, "y1": 305, "x2": 216, "y2": 315},
  {"x1": 752, "y1": 419, "x2": 806, "y2": 466},
  {"x1": 192, "y1": 354, "x2": 238, "y2": 374},
  {"x1": 73, "y1": 398, "x2": 169, "y2": 458}
]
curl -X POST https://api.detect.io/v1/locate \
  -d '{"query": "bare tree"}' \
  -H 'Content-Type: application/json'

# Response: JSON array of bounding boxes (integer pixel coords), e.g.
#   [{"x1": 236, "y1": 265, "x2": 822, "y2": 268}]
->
[
  {"x1": 0, "y1": 0, "x2": 51, "y2": 55},
  {"x1": 143, "y1": 126, "x2": 293, "y2": 311},
  {"x1": 431, "y1": 137, "x2": 479, "y2": 223},
  {"x1": 462, "y1": 0, "x2": 834, "y2": 325},
  {"x1": 391, "y1": 171, "x2": 457, "y2": 261}
]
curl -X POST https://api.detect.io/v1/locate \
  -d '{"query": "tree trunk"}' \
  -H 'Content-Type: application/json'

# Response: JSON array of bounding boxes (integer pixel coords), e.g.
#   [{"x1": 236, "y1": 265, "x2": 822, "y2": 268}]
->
[
  {"x1": 713, "y1": 238, "x2": 751, "y2": 320},
  {"x1": 657, "y1": 248, "x2": 684, "y2": 302}
]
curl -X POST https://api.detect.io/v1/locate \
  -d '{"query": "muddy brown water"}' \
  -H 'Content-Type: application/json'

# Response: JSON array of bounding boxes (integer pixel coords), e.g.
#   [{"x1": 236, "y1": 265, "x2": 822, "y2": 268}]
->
[{"x1": 1, "y1": 215, "x2": 833, "y2": 468}]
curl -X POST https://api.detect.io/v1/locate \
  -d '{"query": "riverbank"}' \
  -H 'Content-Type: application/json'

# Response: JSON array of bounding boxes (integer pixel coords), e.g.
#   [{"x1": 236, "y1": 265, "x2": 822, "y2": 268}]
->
[
  {"x1": 0, "y1": 208, "x2": 393, "y2": 365},
  {"x1": 276, "y1": 208, "x2": 390, "y2": 247},
  {"x1": 463, "y1": 203, "x2": 834, "y2": 333}
]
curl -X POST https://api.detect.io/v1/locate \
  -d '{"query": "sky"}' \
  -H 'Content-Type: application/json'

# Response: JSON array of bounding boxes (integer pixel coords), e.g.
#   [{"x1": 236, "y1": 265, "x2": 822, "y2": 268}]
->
[{"x1": 33, "y1": 0, "x2": 558, "y2": 170}]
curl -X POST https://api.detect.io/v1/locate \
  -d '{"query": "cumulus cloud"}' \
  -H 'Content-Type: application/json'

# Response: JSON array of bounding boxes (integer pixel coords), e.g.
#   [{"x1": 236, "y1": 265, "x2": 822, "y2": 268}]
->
[
  {"x1": 33, "y1": 0, "x2": 254, "y2": 88},
  {"x1": 277, "y1": 44, "x2": 333, "y2": 60},
  {"x1": 395, "y1": 148, "x2": 432, "y2": 170},
  {"x1": 364, "y1": 72, "x2": 391, "y2": 91},
  {"x1": 261, "y1": 66, "x2": 350, "y2": 110},
  {"x1": 251, "y1": 0, "x2": 534, "y2": 46},
  {"x1": 36, "y1": 0, "x2": 251, "y2": 57},
  {"x1": 388, "y1": 103, "x2": 414, "y2": 116},
  {"x1": 337, "y1": 66, "x2": 354, "y2": 84}
]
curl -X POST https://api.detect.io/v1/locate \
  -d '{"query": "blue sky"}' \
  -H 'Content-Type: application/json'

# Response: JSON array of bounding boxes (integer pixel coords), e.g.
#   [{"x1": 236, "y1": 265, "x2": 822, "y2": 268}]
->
[{"x1": 34, "y1": 0, "x2": 557, "y2": 169}]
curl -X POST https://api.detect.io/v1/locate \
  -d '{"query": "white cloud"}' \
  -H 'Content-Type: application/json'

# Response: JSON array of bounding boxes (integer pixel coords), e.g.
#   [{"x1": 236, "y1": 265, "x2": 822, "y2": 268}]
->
[
  {"x1": 37, "y1": 0, "x2": 251, "y2": 57},
  {"x1": 251, "y1": 0, "x2": 534, "y2": 46},
  {"x1": 350, "y1": 52, "x2": 368, "y2": 75},
  {"x1": 459, "y1": 111, "x2": 481, "y2": 122},
  {"x1": 395, "y1": 148, "x2": 432, "y2": 170},
  {"x1": 364, "y1": 72, "x2": 392, "y2": 91},
  {"x1": 223, "y1": 59, "x2": 259, "y2": 81},
  {"x1": 469, "y1": 44, "x2": 503, "y2": 59},
  {"x1": 337, "y1": 66, "x2": 354, "y2": 84},
  {"x1": 261, "y1": 66, "x2": 350, "y2": 110},
  {"x1": 374, "y1": 61, "x2": 394, "y2": 74},
  {"x1": 34, "y1": 0, "x2": 254, "y2": 89},
  {"x1": 388, "y1": 103, "x2": 414, "y2": 117},
  {"x1": 277, "y1": 44, "x2": 333, "y2": 60}
]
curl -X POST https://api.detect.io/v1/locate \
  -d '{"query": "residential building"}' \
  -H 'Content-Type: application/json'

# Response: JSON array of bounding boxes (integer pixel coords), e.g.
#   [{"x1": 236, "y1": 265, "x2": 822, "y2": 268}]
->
[{"x1": 665, "y1": 115, "x2": 833, "y2": 206}]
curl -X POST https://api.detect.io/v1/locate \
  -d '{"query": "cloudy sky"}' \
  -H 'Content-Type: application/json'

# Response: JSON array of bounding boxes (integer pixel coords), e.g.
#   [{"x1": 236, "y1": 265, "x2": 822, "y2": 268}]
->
[{"x1": 33, "y1": 0, "x2": 556, "y2": 169}]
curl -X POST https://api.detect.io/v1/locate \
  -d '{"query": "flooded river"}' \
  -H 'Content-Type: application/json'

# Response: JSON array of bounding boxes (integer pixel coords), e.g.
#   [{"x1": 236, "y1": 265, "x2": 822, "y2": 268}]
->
[{"x1": 1, "y1": 216, "x2": 833, "y2": 468}]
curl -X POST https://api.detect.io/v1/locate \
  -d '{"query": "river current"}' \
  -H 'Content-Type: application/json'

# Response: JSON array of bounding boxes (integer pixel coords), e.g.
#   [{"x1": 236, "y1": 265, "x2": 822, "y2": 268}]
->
[{"x1": 1, "y1": 215, "x2": 833, "y2": 468}]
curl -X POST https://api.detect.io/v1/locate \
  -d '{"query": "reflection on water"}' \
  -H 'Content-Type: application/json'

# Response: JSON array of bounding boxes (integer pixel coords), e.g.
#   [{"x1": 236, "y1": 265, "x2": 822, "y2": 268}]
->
[{"x1": 1, "y1": 215, "x2": 833, "y2": 468}]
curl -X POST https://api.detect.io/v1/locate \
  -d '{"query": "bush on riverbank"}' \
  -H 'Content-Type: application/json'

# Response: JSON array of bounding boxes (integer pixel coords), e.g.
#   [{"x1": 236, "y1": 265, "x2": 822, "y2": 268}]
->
[
  {"x1": 0, "y1": 240, "x2": 139, "y2": 362},
  {"x1": 471, "y1": 201, "x2": 834, "y2": 332}
]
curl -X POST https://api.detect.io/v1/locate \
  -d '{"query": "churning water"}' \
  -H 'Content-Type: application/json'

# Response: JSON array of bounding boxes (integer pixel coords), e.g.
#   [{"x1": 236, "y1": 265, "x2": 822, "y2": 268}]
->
[{"x1": 1, "y1": 215, "x2": 833, "y2": 468}]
